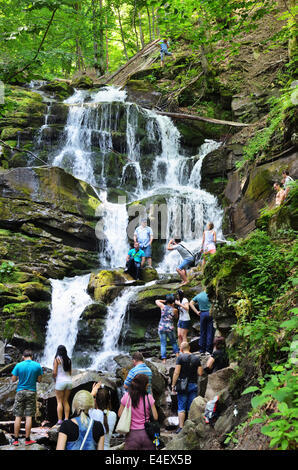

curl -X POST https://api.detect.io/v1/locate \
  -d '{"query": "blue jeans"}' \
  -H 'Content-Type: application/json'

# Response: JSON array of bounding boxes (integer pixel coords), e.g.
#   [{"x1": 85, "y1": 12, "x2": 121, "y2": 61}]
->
[
  {"x1": 199, "y1": 310, "x2": 214, "y2": 354},
  {"x1": 159, "y1": 330, "x2": 179, "y2": 359},
  {"x1": 177, "y1": 257, "x2": 194, "y2": 271},
  {"x1": 177, "y1": 382, "x2": 198, "y2": 413}
]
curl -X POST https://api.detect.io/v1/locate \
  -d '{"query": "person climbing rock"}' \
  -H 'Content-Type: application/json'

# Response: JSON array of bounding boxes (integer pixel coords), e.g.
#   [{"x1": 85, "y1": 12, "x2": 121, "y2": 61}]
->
[
  {"x1": 156, "y1": 294, "x2": 179, "y2": 364},
  {"x1": 52, "y1": 345, "x2": 72, "y2": 427},
  {"x1": 175, "y1": 289, "x2": 191, "y2": 347},
  {"x1": 273, "y1": 181, "x2": 286, "y2": 206},
  {"x1": 11, "y1": 350, "x2": 43, "y2": 446},
  {"x1": 125, "y1": 241, "x2": 145, "y2": 280},
  {"x1": 134, "y1": 218, "x2": 154, "y2": 267},
  {"x1": 204, "y1": 337, "x2": 229, "y2": 374},
  {"x1": 159, "y1": 39, "x2": 175, "y2": 67},
  {"x1": 118, "y1": 374, "x2": 158, "y2": 450},
  {"x1": 189, "y1": 287, "x2": 214, "y2": 356},
  {"x1": 124, "y1": 351, "x2": 153, "y2": 394},
  {"x1": 167, "y1": 239, "x2": 194, "y2": 286},
  {"x1": 201, "y1": 222, "x2": 216, "y2": 268},
  {"x1": 171, "y1": 341, "x2": 203, "y2": 433}
]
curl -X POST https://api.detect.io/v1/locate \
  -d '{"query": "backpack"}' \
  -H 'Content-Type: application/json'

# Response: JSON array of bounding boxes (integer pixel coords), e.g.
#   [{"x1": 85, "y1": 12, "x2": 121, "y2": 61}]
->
[
  {"x1": 204, "y1": 395, "x2": 219, "y2": 426},
  {"x1": 179, "y1": 243, "x2": 202, "y2": 268}
]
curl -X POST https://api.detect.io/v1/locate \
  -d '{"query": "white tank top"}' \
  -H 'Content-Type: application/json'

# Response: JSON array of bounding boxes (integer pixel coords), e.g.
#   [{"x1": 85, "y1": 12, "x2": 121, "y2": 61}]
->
[
  {"x1": 203, "y1": 230, "x2": 216, "y2": 251},
  {"x1": 56, "y1": 357, "x2": 71, "y2": 384}
]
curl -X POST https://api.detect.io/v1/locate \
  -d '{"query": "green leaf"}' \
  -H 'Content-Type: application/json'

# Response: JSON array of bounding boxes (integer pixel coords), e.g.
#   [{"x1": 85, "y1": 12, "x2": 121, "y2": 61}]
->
[{"x1": 242, "y1": 386, "x2": 260, "y2": 395}]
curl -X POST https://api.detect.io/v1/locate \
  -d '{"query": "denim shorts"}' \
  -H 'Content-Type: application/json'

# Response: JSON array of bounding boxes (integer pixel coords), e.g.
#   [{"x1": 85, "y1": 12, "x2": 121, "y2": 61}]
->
[
  {"x1": 55, "y1": 380, "x2": 72, "y2": 391},
  {"x1": 177, "y1": 257, "x2": 194, "y2": 270},
  {"x1": 177, "y1": 382, "x2": 198, "y2": 413},
  {"x1": 178, "y1": 320, "x2": 191, "y2": 330},
  {"x1": 140, "y1": 245, "x2": 152, "y2": 258}
]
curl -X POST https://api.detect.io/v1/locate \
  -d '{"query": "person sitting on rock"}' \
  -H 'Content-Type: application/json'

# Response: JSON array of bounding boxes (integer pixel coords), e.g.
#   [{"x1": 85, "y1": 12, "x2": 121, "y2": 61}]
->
[
  {"x1": 134, "y1": 218, "x2": 154, "y2": 267},
  {"x1": 204, "y1": 337, "x2": 229, "y2": 374},
  {"x1": 273, "y1": 181, "x2": 286, "y2": 206},
  {"x1": 125, "y1": 241, "x2": 145, "y2": 280},
  {"x1": 167, "y1": 239, "x2": 194, "y2": 286}
]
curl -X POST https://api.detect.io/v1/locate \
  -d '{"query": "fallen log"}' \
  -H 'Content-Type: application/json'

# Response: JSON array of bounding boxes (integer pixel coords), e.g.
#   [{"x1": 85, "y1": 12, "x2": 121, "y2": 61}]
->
[{"x1": 155, "y1": 111, "x2": 251, "y2": 127}]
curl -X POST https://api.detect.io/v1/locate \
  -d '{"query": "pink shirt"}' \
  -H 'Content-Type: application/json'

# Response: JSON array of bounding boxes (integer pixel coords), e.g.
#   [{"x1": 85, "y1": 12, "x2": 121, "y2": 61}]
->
[{"x1": 121, "y1": 392, "x2": 155, "y2": 430}]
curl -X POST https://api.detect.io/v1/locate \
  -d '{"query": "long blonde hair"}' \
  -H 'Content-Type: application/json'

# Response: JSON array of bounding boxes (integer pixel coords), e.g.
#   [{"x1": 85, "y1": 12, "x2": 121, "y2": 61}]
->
[{"x1": 72, "y1": 390, "x2": 94, "y2": 427}]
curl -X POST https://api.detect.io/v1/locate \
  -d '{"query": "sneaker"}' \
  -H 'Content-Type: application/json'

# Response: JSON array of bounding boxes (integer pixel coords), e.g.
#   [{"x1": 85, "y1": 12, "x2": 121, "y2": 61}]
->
[
  {"x1": 175, "y1": 427, "x2": 183, "y2": 434},
  {"x1": 25, "y1": 440, "x2": 36, "y2": 446},
  {"x1": 12, "y1": 440, "x2": 19, "y2": 446}
]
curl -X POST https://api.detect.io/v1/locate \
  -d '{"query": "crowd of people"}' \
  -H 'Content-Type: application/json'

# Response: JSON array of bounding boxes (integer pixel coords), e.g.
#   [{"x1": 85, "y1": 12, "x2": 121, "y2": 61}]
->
[
  {"x1": 126, "y1": 219, "x2": 218, "y2": 285},
  {"x1": 9, "y1": 279, "x2": 227, "y2": 450}
]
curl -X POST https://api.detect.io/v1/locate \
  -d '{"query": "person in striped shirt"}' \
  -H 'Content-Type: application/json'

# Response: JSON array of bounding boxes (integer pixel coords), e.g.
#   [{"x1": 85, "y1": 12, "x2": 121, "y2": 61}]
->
[{"x1": 124, "y1": 352, "x2": 153, "y2": 395}]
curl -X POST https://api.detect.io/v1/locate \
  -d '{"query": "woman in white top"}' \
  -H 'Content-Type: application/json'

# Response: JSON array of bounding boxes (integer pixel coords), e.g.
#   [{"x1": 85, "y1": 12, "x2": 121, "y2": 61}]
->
[
  {"x1": 53, "y1": 345, "x2": 72, "y2": 425},
  {"x1": 201, "y1": 222, "x2": 216, "y2": 267},
  {"x1": 175, "y1": 289, "x2": 190, "y2": 347},
  {"x1": 90, "y1": 382, "x2": 117, "y2": 450}
]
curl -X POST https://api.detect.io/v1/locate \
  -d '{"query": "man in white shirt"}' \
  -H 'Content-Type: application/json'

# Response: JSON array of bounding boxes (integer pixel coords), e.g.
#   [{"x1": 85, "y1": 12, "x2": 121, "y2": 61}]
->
[{"x1": 134, "y1": 218, "x2": 154, "y2": 267}]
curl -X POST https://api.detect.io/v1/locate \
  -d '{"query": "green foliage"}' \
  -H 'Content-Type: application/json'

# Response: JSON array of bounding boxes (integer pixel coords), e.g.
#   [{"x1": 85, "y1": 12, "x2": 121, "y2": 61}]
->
[
  {"x1": 242, "y1": 309, "x2": 298, "y2": 450},
  {"x1": 236, "y1": 85, "x2": 297, "y2": 168},
  {"x1": 0, "y1": 0, "x2": 292, "y2": 82},
  {"x1": 0, "y1": 261, "x2": 16, "y2": 281}
]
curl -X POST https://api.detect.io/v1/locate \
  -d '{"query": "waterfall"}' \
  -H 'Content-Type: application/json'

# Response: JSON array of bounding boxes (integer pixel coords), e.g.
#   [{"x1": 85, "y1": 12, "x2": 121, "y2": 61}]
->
[
  {"x1": 34, "y1": 83, "x2": 224, "y2": 371},
  {"x1": 42, "y1": 274, "x2": 93, "y2": 368}
]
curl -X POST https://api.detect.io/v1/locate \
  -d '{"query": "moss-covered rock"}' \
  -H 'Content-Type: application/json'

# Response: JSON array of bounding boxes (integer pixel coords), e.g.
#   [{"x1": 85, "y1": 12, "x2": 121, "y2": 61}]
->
[
  {"x1": 40, "y1": 80, "x2": 74, "y2": 99},
  {"x1": 70, "y1": 76, "x2": 93, "y2": 89},
  {"x1": 88, "y1": 269, "x2": 134, "y2": 304}
]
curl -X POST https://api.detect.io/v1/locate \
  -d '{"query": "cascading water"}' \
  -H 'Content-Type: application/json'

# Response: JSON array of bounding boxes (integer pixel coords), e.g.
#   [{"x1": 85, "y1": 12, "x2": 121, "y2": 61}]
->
[
  {"x1": 34, "y1": 83, "x2": 224, "y2": 371},
  {"x1": 42, "y1": 274, "x2": 93, "y2": 368},
  {"x1": 88, "y1": 283, "x2": 155, "y2": 371}
]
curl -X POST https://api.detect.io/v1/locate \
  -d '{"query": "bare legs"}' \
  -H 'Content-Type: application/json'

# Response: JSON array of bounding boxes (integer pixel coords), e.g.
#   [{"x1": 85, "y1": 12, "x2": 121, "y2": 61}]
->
[
  {"x1": 176, "y1": 267, "x2": 188, "y2": 286},
  {"x1": 14, "y1": 416, "x2": 33, "y2": 440},
  {"x1": 177, "y1": 327, "x2": 189, "y2": 347},
  {"x1": 55, "y1": 389, "x2": 71, "y2": 422}
]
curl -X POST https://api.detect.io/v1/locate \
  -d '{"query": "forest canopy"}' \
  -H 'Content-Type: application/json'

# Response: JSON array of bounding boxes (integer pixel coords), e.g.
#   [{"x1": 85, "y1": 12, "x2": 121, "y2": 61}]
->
[{"x1": 0, "y1": 1, "x2": 297, "y2": 83}]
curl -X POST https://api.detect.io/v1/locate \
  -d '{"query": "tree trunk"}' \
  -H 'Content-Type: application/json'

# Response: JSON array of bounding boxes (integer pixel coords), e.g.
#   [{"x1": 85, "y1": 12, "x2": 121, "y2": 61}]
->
[
  {"x1": 133, "y1": 1, "x2": 140, "y2": 51},
  {"x1": 155, "y1": 111, "x2": 250, "y2": 127},
  {"x1": 138, "y1": 12, "x2": 145, "y2": 48},
  {"x1": 146, "y1": 5, "x2": 152, "y2": 41},
  {"x1": 152, "y1": 7, "x2": 155, "y2": 39},
  {"x1": 7, "y1": 8, "x2": 58, "y2": 81},
  {"x1": 117, "y1": 7, "x2": 128, "y2": 61}
]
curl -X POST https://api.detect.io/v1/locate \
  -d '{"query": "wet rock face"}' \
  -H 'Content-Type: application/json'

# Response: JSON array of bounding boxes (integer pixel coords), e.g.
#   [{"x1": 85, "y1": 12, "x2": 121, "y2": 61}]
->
[
  {"x1": 0, "y1": 166, "x2": 102, "y2": 349},
  {"x1": 224, "y1": 151, "x2": 298, "y2": 237}
]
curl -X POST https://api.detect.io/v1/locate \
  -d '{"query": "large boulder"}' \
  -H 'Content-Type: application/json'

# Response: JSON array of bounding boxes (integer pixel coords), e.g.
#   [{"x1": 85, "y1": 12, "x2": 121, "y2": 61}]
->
[
  {"x1": 224, "y1": 151, "x2": 298, "y2": 237},
  {"x1": 0, "y1": 166, "x2": 101, "y2": 278}
]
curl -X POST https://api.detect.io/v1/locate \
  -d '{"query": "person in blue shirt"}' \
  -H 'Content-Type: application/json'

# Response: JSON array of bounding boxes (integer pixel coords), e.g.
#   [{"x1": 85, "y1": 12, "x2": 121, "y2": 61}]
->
[
  {"x1": 125, "y1": 241, "x2": 145, "y2": 280},
  {"x1": 189, "y1": 288, "x2": 214, "y2": 356},
  {"x1": 11, "y1": 350, "x2": 43, "y2": 446},
  {"x1": 124, "y1": 351, "x2": 153, "y2": 394},
  {"x1": 134, "y1": 218, "x2": 154, "y2": 267},
  {"x1": 159, "y1": 39, "x2": 176, "y2": 67}
]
